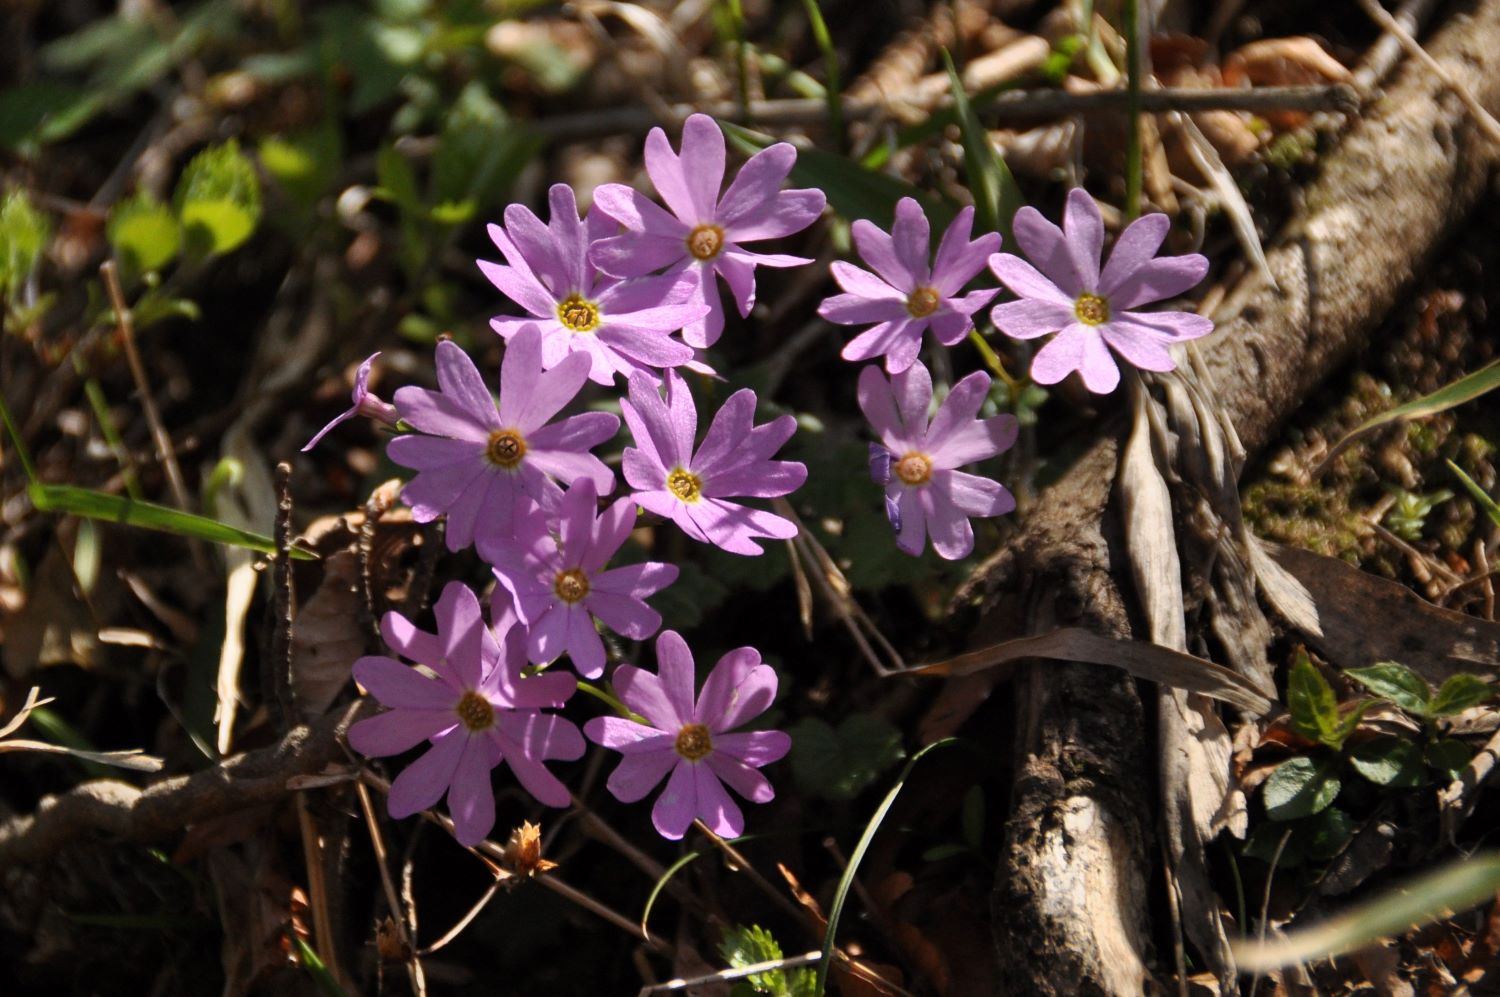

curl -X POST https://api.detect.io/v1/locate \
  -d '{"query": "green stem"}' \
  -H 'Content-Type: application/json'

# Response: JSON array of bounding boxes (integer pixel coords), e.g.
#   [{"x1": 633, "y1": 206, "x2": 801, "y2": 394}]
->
[
  {"x1": 1122, "y1": 0, "x2": 1143, "y2": 221},
  {"x1": 725, "y1": 0, "x2": 751, "y2": 123},
  {"x1": 967, "y1": 328, "x2": 1020, "y2": 394},
  {"x1": 80, "y1": 374, "x2": 144, "y2": 500},
  {"x1": 575, "y1": 680, "x2": 647, "y2": 725},
  {"x1": 0, "y1": 390, "x2": 38, "y2": 484},
  {"x1": 800, "y1": 0, "x2": 845, "y2": 148}
]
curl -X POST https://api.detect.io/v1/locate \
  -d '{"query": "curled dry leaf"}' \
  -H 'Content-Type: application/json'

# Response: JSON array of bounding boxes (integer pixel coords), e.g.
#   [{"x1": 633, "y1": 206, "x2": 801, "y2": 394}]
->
[{"x1": 290, "y1": 547, "x2": 366, "y2": 719}]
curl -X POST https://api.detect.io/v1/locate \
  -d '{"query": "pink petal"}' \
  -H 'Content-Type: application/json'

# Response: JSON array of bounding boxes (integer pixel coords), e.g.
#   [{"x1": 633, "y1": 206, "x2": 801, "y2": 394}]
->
[
  {"x1": 1097, "y1": 212, "x2": 1170, "y2": 296},
  {"x1": 564, "y1": 604, "x2": 606, "y2": 678},
  {"x1": 925, "y1": 489, "x2": 977, "y2": 560},
  {"x1": 935, "y1": 468, "x2": 1015, "y2": 517},
  {"x1": 650, "y1": 759, "x2": 698, "y2": 839},
  {"x1": 714, "y1": 730, "x2": 792, "y2": 767},
  {"x1": 852, "y1": 216, "x2": 914, "y2": 292},
  {"x1": 590, "y1": 560, "x2": 678, "y2": 604},
  {"x1": 889, "y1": 198, "x2": 932, "y2": 287},
  {"x1": 590, "y1": 183, "x2": 688, "y2": 238},
  {"x1": 434, "y1": 582, "x2": 487, "y2": 690},
  {"x1": 891, "y1": 361, "x2": 933, "y2": 435},
  {"x1": 1029, "y1": 323, "x2": 1102, "y2": 388},
  {"x1": 387, "y1": 729, "x2": 468, "y2": 818},
  {"x1": 716, "y1": 142, "x2": 796, "y2": 226},
  {"x1": 1101, "y1": 321, "x2": 1178, "y2": 373},
  {"x1": 695, "y1": 649, "x2": 774, "y2": 730},
  {"x1": 499, "y1": 327, "x2": 592, "y2": 432},
  {"x1": 986, "y1": 252, "x2": 1074, "y2": 307},
  {"x1": 645, "y1": 122, "x2": 702, "y2": 225},
  {"x1": 584, "y1": 716, "x2": 674, "y2": 753},
  {"x1": 894, "y1": 486, "x2": 928, "y2": 556},
  {"x1": 604, "y1": 748, "x2": 680, "y2": 803},
  {"x1": 586, "y1": 590, "x2": 662, "y2": 641},
  {"x1": 724, "y1": 188, "x2": 825, "y2": 242},
  {"x1": 379, "y1": 611, "x2": 442, "y2": 668},
  {"x1": 347, "y1": 708, "x2": 457, "y2": 757},
  {"x1": 1011, "y1": 205, "x2": 1086, "y2": 297},
  {"x1": 687, "y1": 388, "x2": 754, "y2": 479},
  {"x1": 353, "y1": 655, "x2": 457, "y2": 709},
  {"x1": 1060, "y1": 188, "x2": 1103, "y2": 290},
  {"x1": 392, "y1": 386, "x2": 491, "y2": 442},
  {"x1": 686, "y1": 499, "x2": 797, "y2": 555},
  {"x1": 990, "y1": 297, "x2": 1075, "y2": 341},
  {"x1": 716, "y1": 251, "x2": 757, "y2": 317},
  {"x1": 654, "y1": 630, "x2": 698, "y2": 724},
  {"x1": 477, "y1": 257, "x2": 556, "y2": 319},
  {"x1": 692, "y1": 763, "x2": 745, "y2": 838},
  {"x1": 840, "y1": 320, "x2": 922, "y2": 370},
  {"x1": 397, "y1": 461, "x2": 485, "y2": 527},
  {"x1": 706, "y1": 751, "x2": 776, "y2": 804},
  {"x1": 613, "y1": 663, "x2": 686, "y2": 730},
  {"x1": 447, "y1": 736, "x2": 498, "y2": 846},
  {"x1": 922, "y1": 370, "x2": 989, "y2": 450},
  {"x1": 828, "y1": 260, "x2": 904, "y2": 301},
  {"x1": 931, "y1": 206, "x2": 1001, "y2": 295},
  {"x1": 1106, "y1": 254, "x2": 1209, "y2": 311},
  {"x1": 526, "y1": 606, "x2": 568, "y2": 665},
  {"x1": 856, "y1": 364, "x2": 906, "y2": 445}
]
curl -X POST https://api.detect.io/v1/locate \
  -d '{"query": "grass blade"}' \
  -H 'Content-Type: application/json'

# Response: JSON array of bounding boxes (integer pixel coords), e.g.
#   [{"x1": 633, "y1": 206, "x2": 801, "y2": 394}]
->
[
  {"x1": 942, "y1": 49, "x2": 1023, "y2": 244},
  {"x1": 798, "y1": 0, "x2": 844, "y2": 147},
  {"x1": 1232, "y1": 851, "x2": 1500, "y2": 970},
  {"x1": 1122, "y1": 0, "x2": 1143, "y2": 219},
  {"x1": 815, "y1": 738, "x2": 963, "y2": 994},
  {"x1": 1449, "y1": 459, "x2": 1500, "y2": 530},
  {"x1": 1315, "y1": 359, "x2": 1500, "y2": 478},
  {"x1": 29, "y1": 482, "x2": 316, "y2": 560}
]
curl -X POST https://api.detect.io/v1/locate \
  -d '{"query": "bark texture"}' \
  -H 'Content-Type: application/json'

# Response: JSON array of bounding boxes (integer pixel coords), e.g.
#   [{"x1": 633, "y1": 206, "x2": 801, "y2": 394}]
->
[{"x1": 974, "y1": 2, "x2": 1500, "y2": 991}]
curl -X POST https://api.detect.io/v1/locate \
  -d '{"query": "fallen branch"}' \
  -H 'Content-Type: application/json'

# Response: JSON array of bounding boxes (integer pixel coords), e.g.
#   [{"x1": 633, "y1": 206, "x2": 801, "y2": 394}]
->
[
  {"x1": 529, "y1": 85, "x2": 1358, "y2": 141},
  {"x1": 959, "y1": 1, "x2": 1500, "y2": 991},
  {"x1": 0, "y1": 700, "x2": 371, "y2": 868}
]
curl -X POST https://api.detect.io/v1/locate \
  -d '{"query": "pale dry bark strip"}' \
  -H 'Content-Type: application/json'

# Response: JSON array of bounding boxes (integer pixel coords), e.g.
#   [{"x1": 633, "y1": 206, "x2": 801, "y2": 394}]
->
[{"x1": 965, "y1": 2, "x2": 1500, "y2": 991}]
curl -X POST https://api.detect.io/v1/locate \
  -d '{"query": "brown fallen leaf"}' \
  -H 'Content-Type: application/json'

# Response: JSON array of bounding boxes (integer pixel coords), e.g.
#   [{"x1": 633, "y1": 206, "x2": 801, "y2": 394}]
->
[{"x1": 290, "y1": 547, "x2": 366, "y2": 719}]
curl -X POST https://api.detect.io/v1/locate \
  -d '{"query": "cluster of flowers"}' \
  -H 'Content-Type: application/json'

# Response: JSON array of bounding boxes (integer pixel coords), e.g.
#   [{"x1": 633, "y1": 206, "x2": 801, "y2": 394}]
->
[{"x1": 305, "y1": 115, "x2": 1212, "y2": 846}]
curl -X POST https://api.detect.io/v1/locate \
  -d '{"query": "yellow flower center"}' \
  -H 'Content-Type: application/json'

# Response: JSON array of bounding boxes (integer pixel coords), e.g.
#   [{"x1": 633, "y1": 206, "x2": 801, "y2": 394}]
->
[
  {"x1": 557, "y1": 294, "x2": 602, "y2": 333},
  {"x1": 486, "y1": 429, "x2": 527, "y2": 469},
  {"x1": 666, "y1": 467, "x2": 703, "y2": 503},
  {"x1": 455, "y1": 691, "x2": 495, "y2": 732},
  {"x1": 1074, "y1": 293, "x2": 1110, "y2": 326},
  {"x1": 553, "y1": 568, "x2": 590, "y2": 604},
  {"x1": 906, "y1": 286, "x2": 941, "y2": 318},
  {"x1": 686, "y1": 224, "x2": 725, "y2": 261},
  {"x1": 894, "y1": 451, "x2": 933, "y2": 486},
  {"x1": 674, "y1": 723, "x2": 713, "y2": 761}
]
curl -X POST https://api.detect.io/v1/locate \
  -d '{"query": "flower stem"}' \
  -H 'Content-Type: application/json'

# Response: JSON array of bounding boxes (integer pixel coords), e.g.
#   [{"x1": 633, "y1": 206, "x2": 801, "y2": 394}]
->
[
  {"x1": 575, "y1": 680, "x2": 647, "y2": 724},
  {"x1": 799, "y1": 0, "x2": 845, "y2": 149},
  {"x1": 1122, "y1": 0, "x2": 1144, "y2": 221},
  {"x1": 967, "y1": 328, "x2": 1021, "y2": 394}
]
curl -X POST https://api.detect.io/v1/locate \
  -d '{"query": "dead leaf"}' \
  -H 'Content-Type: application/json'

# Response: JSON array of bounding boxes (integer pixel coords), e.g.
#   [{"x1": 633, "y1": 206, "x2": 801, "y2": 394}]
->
[
  {"x1": 290, "y1": 548, "x2": 365, "y2": 719},
  {"x1": 1265, "y1": 542, "x2": 1500, "y2": 683}
]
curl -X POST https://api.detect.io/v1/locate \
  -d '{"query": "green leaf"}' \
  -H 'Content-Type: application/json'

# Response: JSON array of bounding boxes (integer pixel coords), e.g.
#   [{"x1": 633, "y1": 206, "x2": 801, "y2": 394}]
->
[
  {"x1": 1234, "y1": 851, "x2": 1500, "y2": 971},
  {"x1": 1263, "y1": 756, "x2": 1341, "y2": 820},
  {"x1": 430, "y1": 82, "x2": 538, "y2": 221},
  {"x1": 174, "y1": 139, "x2": 262, "y2": 257},
  {"x1": 816, "y1": 740, "x2": 962, "y2": 996},
  {"x1": 1317, "y1": 360, "x2": 1500, "y2": 476},
  {"x1": 1447, "y1": 460, "x2": 1500, "y2": 531},
  {"x1": 721, "y1": 121, "x2": 951, "y2": 231},
  {"x1": 28, "y1": 483, "x2": 314, "y2": 560},
  {"x1": 1349, "y1": 738, "x2": 1424, "y2": 788},
  {"x1": 789, "y1": 714, "x2": 906, "y2": 803},
  {"x1": 720, "y1": 924, "x2": 810, "y2": 996},
  {"x1": 258, "y1": 126, "x2": 341, "y2": 210},
  {"x1": 1288, "y1": 652, "x2": 1342, "y2": 747},
  {"x1": 1427, "y1": 738, "x2": 1473, "y2": 781},
  {"x1": 1346, "y1": 661, "x2": 1432, "y2": 716},
  {"x1": 1304, "y1": 806, "x2": 1356, "y2": 861},
  {"x1": 1428, "y1": 674, "x2": 1495, "y2": 717},
  {"x1": 941, "y1": 48, "x2": 1022, "y2": 244},
  {"x1": 0, "y1": 82, "x2": 96, "y2": 152},
  {"x1": 107, "y1": 193, "x2": 180, "y2": 274},
  {"x1": 0, "y1": 190, "x2": 52, "y2": 300}
]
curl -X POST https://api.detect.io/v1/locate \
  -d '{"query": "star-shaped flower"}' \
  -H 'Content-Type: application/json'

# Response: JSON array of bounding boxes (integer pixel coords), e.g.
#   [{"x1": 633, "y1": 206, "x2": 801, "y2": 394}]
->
[
  {"x1": 301, "y1": 352, "x2": 399, "y2": 451},
  {"x1": 590, "y1": 114, "x2": 826, "y2": 349},
  {"x1": 583, "y1": 630, "x2": 791, "y2": 840},
  {"x1": 819, "y1": 199, "x2": 1000, "y2": 373},
  {"x1": 858, "y1": 360, "x2": 1018, "y2": 560},
  {"x1": 621, "y1": 370, "x2": 806, "y2": 556},
  {"x1": 388, "y1": 327, "x2": 618, "y2": 552},
  {"x1": 482, "y1": 478, "x2": 679, "y2": 680},
  {"x1": 347, "y1": 582, "x2": 584, "y2": 846},
  {"x1": 988, "y1": 188, "x2": 1212, "y2": 394},
  {"x1": 480, "y1": 184, "x2": 707, "y2": 385}
]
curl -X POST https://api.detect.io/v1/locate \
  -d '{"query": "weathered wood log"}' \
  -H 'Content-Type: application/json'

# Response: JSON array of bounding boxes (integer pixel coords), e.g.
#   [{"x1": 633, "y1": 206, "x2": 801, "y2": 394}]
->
[{"x1": 968, "y1": 2, "x2": 1500, "y2": 991}]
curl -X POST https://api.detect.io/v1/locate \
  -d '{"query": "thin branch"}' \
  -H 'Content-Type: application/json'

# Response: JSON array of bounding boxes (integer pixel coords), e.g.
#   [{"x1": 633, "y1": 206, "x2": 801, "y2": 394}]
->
[
  {"x1": 527, "y1": 85, "x2": 1359, "y2": 141},
  {"x1": 1356, "y1": 0, "x2": 1500, "y2": 143}
]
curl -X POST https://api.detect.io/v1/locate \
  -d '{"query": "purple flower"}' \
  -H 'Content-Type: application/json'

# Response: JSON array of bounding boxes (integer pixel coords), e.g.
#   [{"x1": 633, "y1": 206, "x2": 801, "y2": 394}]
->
[
  {"x1": 388, "y1": 327, "x2": 618, "y2": 552},
  {"x1": 621, "y1": 370, "x2": 806, "y2": 556},
  {"x1": 301, "y1": 352, "x2": 400, "y2": 451},
  {"x1": 819, "y1": 199, "x2": 1000, "y2": 374},
  {"x1": 590, "y1": 114, "x2": 826, "y2": 349},
  {"x1": 347, "y1": 582, "x2": 584, "y2": 846},
  {"x1": 857, "y1": 361, "x2": 1018, "y2": 560},
  {"x1": 482, "y1": 479, "x2": 679, "y2": 680},
  {"x1": 479, "y1": 184, "x2": 707, "y2": 385},
  {"x1": 987, "y1": 188, "x2": 1212, "y2": 394},
  {"x1": 583, "y1": 631, "x2": 791, "y2": 840}
]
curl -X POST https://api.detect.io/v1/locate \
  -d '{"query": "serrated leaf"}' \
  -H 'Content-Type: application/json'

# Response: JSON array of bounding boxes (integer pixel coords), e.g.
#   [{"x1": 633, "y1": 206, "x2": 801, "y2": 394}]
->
[
  {"x1": 174, "y1": 140, "x2": 262, "y2": 257},
  {"x1": 788, "y1": 714, "x2": 905, "y2": 802},
  {"x1": 1288, "y1": 651, "x2": 1341, "y2": 746},
  {"x1": 1427, "y1": 738, "x2": 1472, "y2": 781},
  {"x1": 0, "y1": 190, "x2": 52, "y2": 299},
  {"x1": 1263, "y1": 755, "x2": 1341, "y2": 820},
  {"x1": 1346, "y1": 661, "x2": 1432, "y2": 716},
  {"x1": 720, "y1": 924, "x2": 794, "y2": 996},
  {"x1": 107, "y1": 193, "x2": 180, "y2": 274},
  {"x1": 1428, "y1": 673, "x2": 1495, "y2": 717},
  {"x1": 1349, "y1": 737, "x2": 1424, "y2": 788}
]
